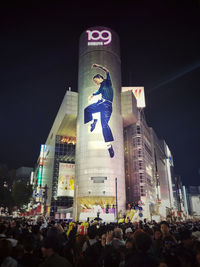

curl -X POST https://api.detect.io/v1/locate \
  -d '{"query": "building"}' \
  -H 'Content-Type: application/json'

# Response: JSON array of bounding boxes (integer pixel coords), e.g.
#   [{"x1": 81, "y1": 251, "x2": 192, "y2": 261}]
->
[
  {"x1": 74, "y1": 27, "x2": 126, "y2": 222},
  {"x1": 186, "y1": 186, "x2": 200, "y2": 217},
  {"x1": 32, "y1": 27, "x2": 177, "y2": 221},
  {"x1": 32, "y1": 89, "x2": 78, "y2": 218},
  {"x1": 123, "y1": 107, "x2": 156, "y2": 219}
]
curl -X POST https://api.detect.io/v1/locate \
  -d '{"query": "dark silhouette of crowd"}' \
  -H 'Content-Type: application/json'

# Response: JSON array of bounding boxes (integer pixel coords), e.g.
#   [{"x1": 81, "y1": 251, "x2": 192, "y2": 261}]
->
[{"x1": 1, "y1": 216, "x2": 200, "y2": 267}]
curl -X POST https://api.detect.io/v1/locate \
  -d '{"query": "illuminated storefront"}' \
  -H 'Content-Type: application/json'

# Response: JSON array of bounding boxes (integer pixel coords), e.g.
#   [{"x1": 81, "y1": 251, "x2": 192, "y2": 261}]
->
[{"x1": 50, "y1": 135, "x2": 75, "y2": 219}]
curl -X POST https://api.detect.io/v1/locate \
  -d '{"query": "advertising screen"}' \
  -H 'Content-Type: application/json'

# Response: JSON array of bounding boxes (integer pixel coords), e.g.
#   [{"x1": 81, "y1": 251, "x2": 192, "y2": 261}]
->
[{"x1": 57, "y1": 163, "x2": 75, "y2": 197}]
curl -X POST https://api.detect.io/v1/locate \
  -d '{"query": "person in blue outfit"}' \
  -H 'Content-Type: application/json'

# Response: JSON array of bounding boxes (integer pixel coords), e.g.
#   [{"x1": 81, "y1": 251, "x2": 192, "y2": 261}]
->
[{"x1": 84, "y1": 64, "x2": 114, "y2": 158}]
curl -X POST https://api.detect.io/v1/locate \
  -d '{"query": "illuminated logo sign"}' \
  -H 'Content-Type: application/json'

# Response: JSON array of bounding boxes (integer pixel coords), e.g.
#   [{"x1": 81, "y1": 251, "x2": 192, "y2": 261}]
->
[
  {"x1": 132, "y1": 87, "x2": 146, "y2": 108},
  {"x1": 122, "y1": 87, "x2": 146, "y2": 108},
  {"x1": 61, "y1": 136, "x2": 76, "y2": 145},
  {"x1": 86, "y1": 30, "x2": 112, "y2": 46}
]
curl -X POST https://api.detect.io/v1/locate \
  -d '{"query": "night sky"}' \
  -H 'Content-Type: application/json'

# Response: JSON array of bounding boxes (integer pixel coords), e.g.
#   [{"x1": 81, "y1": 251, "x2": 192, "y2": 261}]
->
[{"x1": 1, "y1": 1, "x2": 200, "y2": 186}]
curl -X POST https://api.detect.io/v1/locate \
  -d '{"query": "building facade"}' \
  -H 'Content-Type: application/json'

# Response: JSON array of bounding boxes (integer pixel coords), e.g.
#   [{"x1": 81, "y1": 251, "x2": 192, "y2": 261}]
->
[
  {"x1": 186, "y1": 186, "x2": 200, "y2": 217},
  {"x1": 32, "y1": 90, "x2": 78, "y2": 218},
  {"x1": 32, "y1": 27, "x2": 178, "y2": 221}
]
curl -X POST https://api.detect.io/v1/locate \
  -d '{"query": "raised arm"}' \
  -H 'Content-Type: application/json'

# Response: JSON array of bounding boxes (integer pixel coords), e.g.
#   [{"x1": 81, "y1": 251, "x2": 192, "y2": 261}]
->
[{"x1": 92, "y1": 64, "x2": 109, "y2": 73}]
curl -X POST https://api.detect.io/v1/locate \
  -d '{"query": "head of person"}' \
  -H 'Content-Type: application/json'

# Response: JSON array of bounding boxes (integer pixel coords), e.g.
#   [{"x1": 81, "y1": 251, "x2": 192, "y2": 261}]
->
[
  {"x1": 126, "y1": 238, "x2": 133, "y2": 250},
  {"x1": 144, "y1": 226, "x2": 154, "y2": 239},
  {"x1": 0, "y1": 239, "x2": 13, "y2": 259},
  {"x1": 135, "y1": 232, "x2": 152, "y2": 253},
  {"x1": 0, "y1": 224, "x2": 6, "y2": 235},
  {"x1": 180, "y1": 229, "x2": 193, "y2": 248},
  {"x1": 154, "y1": 228, "x2": 162, "y2": 240},
  {"x1": 93, "y1": 74, "x2": 104, "y2": 85},
  {"x1": 113, "y1": 227, "x2": 123, "y2": 240},
  {"x1": 41, "y1": 236, "x2": 61, "y2": 258},
  {"x1": 32, "y1": 225, "x2": 40, "y2": 235},
  {"x1": 10, "y1": 220, "x2": 16, "y2": 228},
  {"x1": 23, "y1": 234, "x2": 35, "y2": 253},
  {"x1": 47, "y1": 226, "x2": 59, "y2": 238},
  {"x1": 101, "y1": 233, "x2": 107, "y2": 247},
  {"x1": 87, "y1": 225, "x2": 97, "y2": 239},
  {"x1": 125, "y1": 227, "x2": 133, "y2": 239},
  {"x1": 133, "y1": 229, "x2": 144, "y2": 242},
  {"x1": 160, "y1": 221, "x2": 170, "y2": 235}
]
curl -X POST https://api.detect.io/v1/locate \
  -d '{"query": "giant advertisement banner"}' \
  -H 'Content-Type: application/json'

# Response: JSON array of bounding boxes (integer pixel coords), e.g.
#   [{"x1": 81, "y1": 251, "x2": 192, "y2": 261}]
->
[
  {"x1": 74, "y1": 27, "x2": 126, "y2": 219},
  {"x1": 57, "y1": 163, "x2": 75, "y2": 197},
  {"x1": 84, "y1": 64, "x2": 115, "y2": 158}
]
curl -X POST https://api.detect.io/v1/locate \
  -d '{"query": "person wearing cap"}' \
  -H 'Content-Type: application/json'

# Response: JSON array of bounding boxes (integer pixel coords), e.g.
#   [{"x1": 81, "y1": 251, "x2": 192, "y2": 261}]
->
[
  {"x1": 39, "y1": 236, "x2": 72, "y2": 267},
  {"x1": 125, "y1": 227, "x2": 133, "y2": 240}
]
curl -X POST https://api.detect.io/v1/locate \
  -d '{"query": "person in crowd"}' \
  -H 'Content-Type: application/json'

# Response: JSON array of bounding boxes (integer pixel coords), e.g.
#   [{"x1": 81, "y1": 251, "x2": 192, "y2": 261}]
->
[
  {"x1": 97, "y1": 231, "x2": 121, "y2": 267},
  {"x1": 160, "y1": 221, "x2": 177, "y2": 244},
  {"x1": 20, "y1": 233, "x2": 41, "y2": 267},
  {"x1": 111, "y1": 227, "x2": 125, "y2": 249},
  {"x1": 39, "y1": 235, "x2": 72, "y2": 267},
  {"x1": 0, "y1": 224, "x2": 7, "y2": 239},
  {"x1": 176, "y1": 229, "x2": 196, "y2": 267},
  {"x1": 82, "y1": 225, "x2": 98, "y2": 252},
  {"x1": 125, "y1": 231, "x2": 158, "y2": 267},
  {"x1": 193, "y1": 242, "x2": 200, "y2": 267},
  {"x1": 0, "y1": 239, "x2": 18, "y2": 267},
  {"x1": 153, "y1": 228, "x2": 163, "y2": 258},
  {"x1": 2, "y1": 217, "x2": 200, "y2": 267},
  {"x1": 6, "y1": 220, "x2": 20, "y2": 240},
  {"x1": 124, "y1": 238, "x2": 135, "y2": 264},
  {"x1": 125, "y1": 227, "x2": 133, "y2": 241}
]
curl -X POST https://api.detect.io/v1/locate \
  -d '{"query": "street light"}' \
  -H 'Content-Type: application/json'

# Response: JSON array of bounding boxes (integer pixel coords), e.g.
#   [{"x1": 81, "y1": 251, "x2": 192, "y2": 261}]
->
[{"x1": 115, "y1": 177, "x2": 118, "y2": 221}]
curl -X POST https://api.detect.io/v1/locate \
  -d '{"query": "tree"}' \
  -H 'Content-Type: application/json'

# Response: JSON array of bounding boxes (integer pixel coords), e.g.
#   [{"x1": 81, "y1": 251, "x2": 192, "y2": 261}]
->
[
  {"x1": 0, "y1": 163, "x2": 13, "y2": 212},
  {"x1": 0, "y1": 163, "x2": 33, "y2": 212},
  {"x1": 12, "y1": 181, "x2": 33, "y2": 210}
]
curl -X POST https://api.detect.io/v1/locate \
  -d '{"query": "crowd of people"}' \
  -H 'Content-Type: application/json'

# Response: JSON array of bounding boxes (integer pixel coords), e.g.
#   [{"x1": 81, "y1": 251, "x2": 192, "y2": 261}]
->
[{"x1": 1, "y1": 216, "x2": 200, "y2": 267}]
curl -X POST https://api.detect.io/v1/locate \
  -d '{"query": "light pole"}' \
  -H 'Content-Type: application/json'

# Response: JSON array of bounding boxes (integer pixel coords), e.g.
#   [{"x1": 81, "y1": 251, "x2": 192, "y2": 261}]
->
[
  {"x1": 75, "y1": 185, "x2": 78, "y2": 222},
  {"x1": 115, "y1": 177, "x2": 118, "y2": 222},
  {"x1": 43, "y1": 184, "x2": 48, "y2": 217}
]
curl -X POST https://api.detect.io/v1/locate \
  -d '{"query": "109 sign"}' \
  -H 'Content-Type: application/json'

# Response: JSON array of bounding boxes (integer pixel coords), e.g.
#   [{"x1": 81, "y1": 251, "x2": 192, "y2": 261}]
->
[{"x1": 86, "y1": 30, "x2": 112, "y2": 46}]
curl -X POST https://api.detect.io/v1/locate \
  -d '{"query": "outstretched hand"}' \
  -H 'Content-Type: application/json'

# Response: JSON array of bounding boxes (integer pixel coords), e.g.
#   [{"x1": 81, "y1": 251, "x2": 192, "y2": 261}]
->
[
  {"x1": 92, "y1": 64, "x2": 99, "y2": 68},
  {"x1": 91, "y1": 64, "x2": 109, "y2": 72}
]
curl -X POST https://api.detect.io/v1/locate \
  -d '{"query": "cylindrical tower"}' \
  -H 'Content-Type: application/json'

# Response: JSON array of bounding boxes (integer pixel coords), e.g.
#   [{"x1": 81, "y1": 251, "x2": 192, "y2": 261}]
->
[{"x1": 74, "y1": 26, "x2": 125, "y2": 221}]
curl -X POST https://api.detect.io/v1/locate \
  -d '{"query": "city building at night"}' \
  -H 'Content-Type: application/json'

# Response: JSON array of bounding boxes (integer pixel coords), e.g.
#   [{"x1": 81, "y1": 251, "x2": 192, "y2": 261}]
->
[
  {"x1": 31, "y1": 27, "x2": 180, "y2": 221},
  {"x1": 32, "y1": 89, "x2": 78, "y2": 218},
  {"x1": 186, "y1": 186, "x2": 200, "y2": 218}
]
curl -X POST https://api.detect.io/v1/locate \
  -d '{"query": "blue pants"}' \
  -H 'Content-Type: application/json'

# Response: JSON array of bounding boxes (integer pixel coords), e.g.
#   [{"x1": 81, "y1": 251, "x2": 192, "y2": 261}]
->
[{"x1": 84, "y1": 100, "x2": 114, "y2": 142}]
